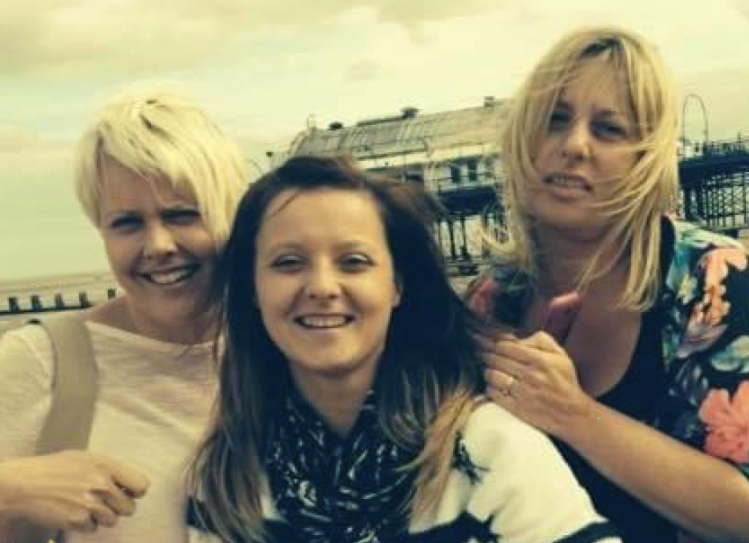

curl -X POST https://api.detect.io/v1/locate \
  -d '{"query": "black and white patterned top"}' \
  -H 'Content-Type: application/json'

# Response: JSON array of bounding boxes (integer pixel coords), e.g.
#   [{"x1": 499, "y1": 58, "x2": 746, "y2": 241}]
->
[{"x1": 188, "y1": 402, "x2": 620, "y2": 543}]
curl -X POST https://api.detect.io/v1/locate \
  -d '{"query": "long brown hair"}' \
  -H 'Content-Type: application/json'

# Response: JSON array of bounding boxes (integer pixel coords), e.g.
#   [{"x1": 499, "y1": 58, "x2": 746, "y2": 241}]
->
[{"x1": 188, "y1": 155, "x2": 485, "y2": 542}]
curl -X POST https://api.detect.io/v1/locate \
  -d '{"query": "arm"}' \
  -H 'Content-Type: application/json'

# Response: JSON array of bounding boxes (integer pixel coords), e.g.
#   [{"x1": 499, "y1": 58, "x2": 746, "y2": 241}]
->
[
  {"x1": 561, "y1": 396, "x2": 749, "y2": 543},
  {"x1": 484, "y1": 333, "x2": 749, "y2": 543}
]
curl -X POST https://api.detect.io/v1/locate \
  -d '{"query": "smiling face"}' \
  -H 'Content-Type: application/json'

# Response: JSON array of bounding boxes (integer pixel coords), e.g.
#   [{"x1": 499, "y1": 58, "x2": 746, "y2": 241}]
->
[
  {"x1": 99, "y1": 159, "x2": 216, "y2": 341},
  {"x1": 531, "y1": 58, "x2": 639, "y2": 238},
  {"x1": 253, "y1": 188, "x2": 402, "y2": 395}
]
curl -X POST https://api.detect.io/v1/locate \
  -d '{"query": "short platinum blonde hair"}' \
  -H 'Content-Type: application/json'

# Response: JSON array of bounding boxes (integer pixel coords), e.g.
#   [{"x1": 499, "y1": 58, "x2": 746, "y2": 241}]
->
[
  {"x1": 75, "y1": 87, "x2": 248, "y2": 246},
  {"x1": 499, "y1": 26, "x2": 680, "y2": 310}
]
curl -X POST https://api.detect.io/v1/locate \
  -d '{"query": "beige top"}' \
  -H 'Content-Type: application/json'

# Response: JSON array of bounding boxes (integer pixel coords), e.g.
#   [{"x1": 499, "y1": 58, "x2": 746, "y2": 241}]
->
[{"x1": 0, "y1": 321, "x2": 216, "y2": 543}]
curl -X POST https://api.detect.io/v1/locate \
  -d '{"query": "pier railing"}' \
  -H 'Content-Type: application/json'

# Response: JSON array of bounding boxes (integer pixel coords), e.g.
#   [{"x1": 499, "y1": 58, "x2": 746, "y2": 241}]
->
[{"x1": 0, "y1": 272, "x2": 119, "y2": 334}]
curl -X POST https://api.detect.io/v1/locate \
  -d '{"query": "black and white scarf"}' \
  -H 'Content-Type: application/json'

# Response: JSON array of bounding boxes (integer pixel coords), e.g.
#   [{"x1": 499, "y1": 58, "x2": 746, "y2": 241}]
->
[{"x1": 265, "y1": 391, "x2": 418, "y2": 543}]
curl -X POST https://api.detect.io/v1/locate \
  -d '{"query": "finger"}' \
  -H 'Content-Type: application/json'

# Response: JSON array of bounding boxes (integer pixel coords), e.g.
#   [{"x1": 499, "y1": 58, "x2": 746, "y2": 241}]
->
[
  {"x1": 474, "y1": 331, "x2": 519, "y2": 353},
  {"x1": 474, "y1": 326, "x2": 517, "y2": 343},
  {"x1": 481, "y1": 347, "x2": 528, "y2": 376},
  {"x1": 491, "y1": 337, "x2": 555, "y2": 365},
  {"x1": 485, "y1": 378, "x2": 517, "y2": 405},
  {"x1": 484, "y1": 368, "x2": 519, "y2": 398},
  {"x1": 99, "y1": 486, "x2": 138, "y2": 517},
  {"x1": 69, "y1": 510, "x2": 98, "y2": 533},
  {"x1": 524, "y1": 330, "x2": 566, "y2": 351},
  {"x1": 89, "y1": 497, "x2": 119, "y2": 528},
  {"x1": 97, "y1": 457, "x2": 150, "y2": 499}
]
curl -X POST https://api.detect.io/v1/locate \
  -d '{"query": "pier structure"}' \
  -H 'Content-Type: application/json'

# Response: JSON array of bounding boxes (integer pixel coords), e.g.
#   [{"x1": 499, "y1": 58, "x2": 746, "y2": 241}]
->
[
  {"x1": 0, "y1": 271, "x2": 119, "y2": 334},
  {"x1": 284, "y1": 101, "x2": 749, "y2": 276},
  {"x1": 679, "y1": 136, "x2": 749, "y2": 235},
  {"x1": 4, "y1": 107, "x2": 749, "y2": 329},
  {"x1": 283, "y1": 97, "x2": 509, "y2": 276}
]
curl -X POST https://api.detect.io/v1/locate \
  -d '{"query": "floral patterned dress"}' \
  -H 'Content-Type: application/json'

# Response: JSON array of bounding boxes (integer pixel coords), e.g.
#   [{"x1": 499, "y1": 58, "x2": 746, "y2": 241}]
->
[{"x1": 466, "y1": 218, "x2": 749, "y2": 543}]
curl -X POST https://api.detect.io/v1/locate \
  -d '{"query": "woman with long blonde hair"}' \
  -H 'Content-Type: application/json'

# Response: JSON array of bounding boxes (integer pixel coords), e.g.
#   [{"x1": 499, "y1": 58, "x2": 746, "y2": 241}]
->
[{"x1": 470, "y1": 26, "x2": 749, "y2": 543}]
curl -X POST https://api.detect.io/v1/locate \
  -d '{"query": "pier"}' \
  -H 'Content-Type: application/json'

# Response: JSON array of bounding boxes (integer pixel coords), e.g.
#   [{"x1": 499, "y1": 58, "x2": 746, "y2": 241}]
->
[{"x1": 0, "y1": 271, "x2": 119, "y2": 334}]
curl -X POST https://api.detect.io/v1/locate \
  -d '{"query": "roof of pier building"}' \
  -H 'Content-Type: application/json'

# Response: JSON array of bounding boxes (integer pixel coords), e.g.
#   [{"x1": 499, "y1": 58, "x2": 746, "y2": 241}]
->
[{"x1": 287, "y1": 97, "x2": 510, "y2": 168}]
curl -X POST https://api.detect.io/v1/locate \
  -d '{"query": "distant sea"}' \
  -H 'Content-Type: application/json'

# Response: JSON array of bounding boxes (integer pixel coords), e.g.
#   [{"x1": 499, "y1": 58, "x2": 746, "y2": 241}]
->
[{"x1": 1, "y1": 177, "x2": 108, "y2": 281}]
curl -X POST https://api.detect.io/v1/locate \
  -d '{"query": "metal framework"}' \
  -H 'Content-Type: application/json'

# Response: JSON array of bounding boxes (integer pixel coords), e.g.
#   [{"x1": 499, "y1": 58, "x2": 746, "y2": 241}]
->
[{"x1": 680, "y1": 136, "x2": 749, "y2": 235}]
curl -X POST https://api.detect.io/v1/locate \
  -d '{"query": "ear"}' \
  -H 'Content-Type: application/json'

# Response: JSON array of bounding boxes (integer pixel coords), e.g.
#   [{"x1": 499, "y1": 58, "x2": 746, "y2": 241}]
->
[{"x1": 392, "y1": 275, "x2": 403, "y2": 308}]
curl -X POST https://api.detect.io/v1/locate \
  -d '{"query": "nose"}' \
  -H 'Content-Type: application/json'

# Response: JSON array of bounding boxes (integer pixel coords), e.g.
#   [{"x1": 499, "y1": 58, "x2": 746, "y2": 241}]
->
[
  {"x1": 143, "y1": 222, "x2": 177, "y2": 259},
  {"x1": 560, "y1": 120, "x2": 592, "y2": 161},
  {"x1": 305, "y1": 262, "x2": 341, "y2": 301}
]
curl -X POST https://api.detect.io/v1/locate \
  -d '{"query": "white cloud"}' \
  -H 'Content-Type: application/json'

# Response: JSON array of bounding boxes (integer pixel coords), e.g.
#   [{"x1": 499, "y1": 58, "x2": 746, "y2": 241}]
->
[{"x1": 0, "y1": 0, "x2": 503, "y2": 77}]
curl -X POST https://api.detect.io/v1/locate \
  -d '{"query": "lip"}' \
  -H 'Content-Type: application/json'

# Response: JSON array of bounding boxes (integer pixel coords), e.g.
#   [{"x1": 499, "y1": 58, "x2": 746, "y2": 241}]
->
[
  {"x1": 293, "y1": 313, "x2": 355, "y2": 329},
  {"x1": 139, "y1": 264, "x2": 200, "y2": 286},
  {"x1": 543, "y1": 173, "x2": 593, "y2": 192}
]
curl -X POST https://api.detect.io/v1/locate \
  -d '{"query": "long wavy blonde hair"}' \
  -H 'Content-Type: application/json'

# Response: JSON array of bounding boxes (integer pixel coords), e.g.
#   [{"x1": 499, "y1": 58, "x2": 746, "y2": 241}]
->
[{"x1": 496, "y1": 26, "x2": 680, "y2": 310}]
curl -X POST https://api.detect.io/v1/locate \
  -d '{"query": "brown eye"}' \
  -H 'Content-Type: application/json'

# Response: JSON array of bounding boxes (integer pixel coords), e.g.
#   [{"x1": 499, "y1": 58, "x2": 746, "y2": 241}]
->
[
  {"x1": 340, "y1": 254, "x2": 373, "y2": 271},
  {"x1": 271, "y1": 255, "x2": 305, "y2": 271}
]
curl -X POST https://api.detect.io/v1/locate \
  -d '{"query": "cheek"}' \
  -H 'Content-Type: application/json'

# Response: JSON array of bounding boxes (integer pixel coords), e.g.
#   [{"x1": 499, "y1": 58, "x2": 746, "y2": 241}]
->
[
  {"x1": 187, "y1": 228, "x2": 218, "y2": 259},
  {"x1": 101, "y1": 237, "x2": 133, "y2": 271},
  {"x1": 254, "y1": 274, "x2": 294, "y2": 317}
]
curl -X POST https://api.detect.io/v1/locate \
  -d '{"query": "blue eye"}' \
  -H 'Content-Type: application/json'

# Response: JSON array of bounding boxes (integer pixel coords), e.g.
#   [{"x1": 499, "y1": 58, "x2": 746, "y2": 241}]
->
[
  {"x1": 109, "y1": 216, "x2": 142, "y2": 232},
  {"x1": 548, "y1": 109, "x2": 570, "y2": 131},
  {"x1": 594, "y1": 120, "x2": 627, "y2": 139},
  {"x1": 163, "y1": 209, "x2": 200, "y2": 224}
]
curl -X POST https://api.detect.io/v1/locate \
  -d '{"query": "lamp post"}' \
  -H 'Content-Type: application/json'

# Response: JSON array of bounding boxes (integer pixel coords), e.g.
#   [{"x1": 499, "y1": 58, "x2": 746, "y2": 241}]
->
[{"x1": 682, "y1": 93, "x2": 709, "y2": 146}]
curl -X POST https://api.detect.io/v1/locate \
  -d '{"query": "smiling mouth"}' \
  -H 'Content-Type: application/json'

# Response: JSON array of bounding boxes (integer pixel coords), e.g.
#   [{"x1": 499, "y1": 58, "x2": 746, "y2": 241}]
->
[
  {"x1": 142, "y1": 265, "x2": 199, "y2": 286},
  {"x1": 544, "y1": 174, "x2": 592, "y2": 192},
  {"x1": 295, "y1": 315, "x2": 354, "y2": 329}
]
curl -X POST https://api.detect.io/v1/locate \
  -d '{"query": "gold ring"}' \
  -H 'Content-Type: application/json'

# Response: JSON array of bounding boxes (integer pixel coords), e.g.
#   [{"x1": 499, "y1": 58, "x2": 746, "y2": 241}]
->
[{"x1": 505, "y1": 375, "x2": 516, "y2": 396}]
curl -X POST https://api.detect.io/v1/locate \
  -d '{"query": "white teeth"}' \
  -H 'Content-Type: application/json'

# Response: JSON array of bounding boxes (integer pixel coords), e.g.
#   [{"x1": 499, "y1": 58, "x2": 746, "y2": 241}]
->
[
  {"x1": 298, "y1": 315, "x2": 349, "y2": 329},
  {"x1": 147, "y1": 268, "x2": 195, "y2": 285},
  {"x1": 549, "y1": 175, "x2": 588, "y2": 189}
]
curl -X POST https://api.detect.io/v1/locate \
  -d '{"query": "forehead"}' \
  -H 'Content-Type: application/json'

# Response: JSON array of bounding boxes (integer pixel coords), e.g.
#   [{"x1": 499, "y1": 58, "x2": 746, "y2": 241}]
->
[
  {"x1": 99, "y1": 160, "x2": 196, "y2": 211},
  {"x1": 559, "y1": 58, "x2": 632, "y2": 116},
  {"x1": 258, "y1": 188, "x2": 387, "y2": 243}
]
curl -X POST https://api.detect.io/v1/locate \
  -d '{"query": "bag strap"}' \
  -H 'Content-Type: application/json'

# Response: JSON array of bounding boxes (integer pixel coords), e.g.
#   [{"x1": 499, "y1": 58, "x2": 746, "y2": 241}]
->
[
  {"x1": 13, "y1": 313, "x2": 98, "y2": 543},
  {"x1": 30, "y1": 313, "x2": 98, "y2": 454}
]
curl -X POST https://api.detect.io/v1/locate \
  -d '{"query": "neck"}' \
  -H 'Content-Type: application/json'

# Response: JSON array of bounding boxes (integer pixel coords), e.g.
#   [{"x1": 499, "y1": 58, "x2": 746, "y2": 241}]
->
[
  {"x1": 290, "y1": 363, "x2": 378, "y2": 438},
  {"x1": 533, "y1": 224, "x2": 619, "y2": 295},
  {"x1": 90, "y1": 297, "x2": 216, "y2": 344}
]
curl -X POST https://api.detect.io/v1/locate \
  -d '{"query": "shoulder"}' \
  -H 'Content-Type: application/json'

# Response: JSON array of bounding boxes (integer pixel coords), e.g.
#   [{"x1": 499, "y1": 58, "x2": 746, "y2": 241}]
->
[
  {"x1": 0, "y1": 322, "x2": 55, "y2": 375},
  {"x1": 663, "y1": 219, "x2": 748, "y2": 300},
  {"x1": 666, "y1": 219, "x2": 745, "y2": 275},
  {"x1": 0, "y1": 324, "x2": 56, "y2": 457},
  {"x1": 460, "y1": 401, "x2": 555, "y2": 460},
  {"x1": 669, "y1": 218, "x2": 743, "y2": 251},
  {"x1": 456, "y1": 401, "x2": 580, "y2": 486},
  {"x1": 442, "y1": 402, "x2": 619, "y2": 543}
]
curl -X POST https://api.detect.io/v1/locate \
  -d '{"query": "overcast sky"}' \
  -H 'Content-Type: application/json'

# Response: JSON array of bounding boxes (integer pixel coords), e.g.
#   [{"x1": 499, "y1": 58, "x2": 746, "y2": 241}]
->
[{"x1": 2, "y1": 0, "x2": 749, "y2": 281}]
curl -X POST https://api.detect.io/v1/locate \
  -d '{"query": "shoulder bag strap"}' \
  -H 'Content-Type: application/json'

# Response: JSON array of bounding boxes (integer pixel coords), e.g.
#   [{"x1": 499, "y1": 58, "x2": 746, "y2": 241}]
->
[
  {"x1": 31, "y1": 312, "x2": 98, "y2": 455},
  {"x1": 14, "y1": 313, "x2": 98, "y2": 543}
]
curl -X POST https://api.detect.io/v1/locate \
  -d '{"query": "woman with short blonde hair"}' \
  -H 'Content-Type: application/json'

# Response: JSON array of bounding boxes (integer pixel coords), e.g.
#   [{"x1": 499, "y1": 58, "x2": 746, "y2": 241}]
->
[{"x1": 0, "y1": 87, "x2": 247, "y2": 543}]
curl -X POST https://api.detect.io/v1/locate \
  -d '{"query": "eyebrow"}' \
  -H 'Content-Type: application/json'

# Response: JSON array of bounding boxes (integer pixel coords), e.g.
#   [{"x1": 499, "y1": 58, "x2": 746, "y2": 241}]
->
[
  {"x1": 262, "y1": 238, "x2": 377, "y2": 253},
  {"x1": 555, "y1": 98, "x2": 625, "y2": 119}
]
